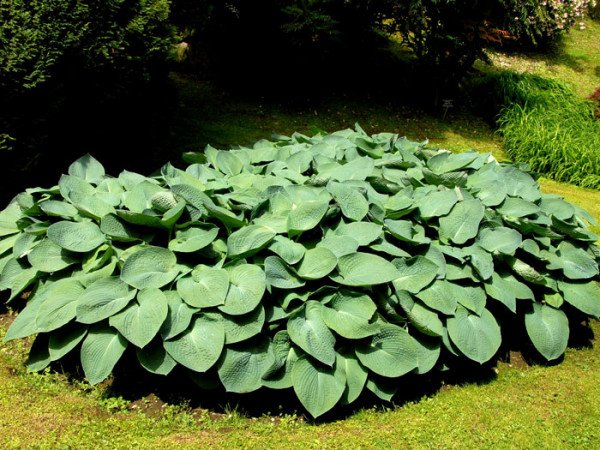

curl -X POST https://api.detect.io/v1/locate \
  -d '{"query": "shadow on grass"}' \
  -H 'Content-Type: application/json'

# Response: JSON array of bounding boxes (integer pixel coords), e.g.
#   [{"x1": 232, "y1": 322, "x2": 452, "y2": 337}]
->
[{"x1": 494, "y1": 35, "x2": 588, "y2": 74}]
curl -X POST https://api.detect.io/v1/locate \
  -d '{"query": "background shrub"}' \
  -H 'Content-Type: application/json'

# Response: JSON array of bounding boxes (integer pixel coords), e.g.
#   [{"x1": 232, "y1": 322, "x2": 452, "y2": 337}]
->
[
  {"x1": 497, "y1": 0, "x2": 594, "y2": 50},
  {"x1": 0, "y1": 0, "x2": 175, "y2": 204},
  {"x1": 2, "y1": 127, "x2": 599, "y2": 419}
]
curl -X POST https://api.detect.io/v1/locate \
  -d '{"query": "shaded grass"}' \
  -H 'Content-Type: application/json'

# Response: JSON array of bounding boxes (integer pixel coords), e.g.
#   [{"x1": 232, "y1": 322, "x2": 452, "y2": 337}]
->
[
  {"x1": 484, "y1": 19, "x2": 600, "y2": 98},
  {"x1": 163, "y1": 73, "x2": 504, "y2": 161}
]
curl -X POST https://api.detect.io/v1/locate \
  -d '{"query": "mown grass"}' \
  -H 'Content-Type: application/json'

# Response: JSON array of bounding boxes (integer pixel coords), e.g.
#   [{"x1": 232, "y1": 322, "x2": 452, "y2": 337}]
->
[{"x1": 1, "y1": 318, "x2": 599, "y2": 448}]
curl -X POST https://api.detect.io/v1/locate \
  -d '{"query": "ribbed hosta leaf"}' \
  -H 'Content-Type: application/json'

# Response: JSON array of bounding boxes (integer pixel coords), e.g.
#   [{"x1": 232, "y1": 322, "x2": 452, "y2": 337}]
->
[
  {"x1": 334, "y1": 252, "x2": 400, "y2": 286},
  {"x1": 109, "y1": 288, "x2": 169, "y2": 348},
  {"x1": 447, "y1": 306, "x2": 501, "y2": 364},
  {"x1": 288, "y1": 301, "x2": 336, "y2": 366},
  {"x1": 81, "y1": 324, "x2": 128, "y2": 385},
  {"x1": 525, "y1": 303, "x2": 569, "y2": 361},
  {"x1": 164, "y1": 315, "x2": 225, "y2": 372},
  {"x1": 292, "y1": 355, "x2": 346, "y2": 418},
  {"x1": 219, "y1": 263, "x2": 266, "y2": 315},
  {"x1": 355, "y1": 323, "x2": 418, "y2": 377},
  {"x1": 47, "y1": 221, "x2": 106, "y2": 253},
  {"x1": 217, "y1": 338, "x2": 275, "y2": 393},
  {"x1": 439, "y1": 200, "x2": 484, "y2": 244}
]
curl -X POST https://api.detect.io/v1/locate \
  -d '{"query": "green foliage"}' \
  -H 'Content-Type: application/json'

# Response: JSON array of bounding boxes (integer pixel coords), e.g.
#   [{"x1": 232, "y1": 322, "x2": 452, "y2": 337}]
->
[
  {"x1": 0, "y1": 0, "x2": 174, "y2": 204},
  {"x1": 1, "y1": 126, "x2": 600, "y2": 418},
  {"x1": 475, "y1": 72, "x2": 600, "y2": 189},
  {"x1": 0, "y1": 0, "x2": 173, "y2": 97},
  {"x1": 498, "y1": 0, "x2": 594, "y2": 49}
]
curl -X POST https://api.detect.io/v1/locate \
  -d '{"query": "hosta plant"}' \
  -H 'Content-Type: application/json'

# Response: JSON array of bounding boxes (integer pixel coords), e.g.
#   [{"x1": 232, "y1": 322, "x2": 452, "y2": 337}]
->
[{"x1": 1, "y1": 125, "x2": 600, "y2": 418}]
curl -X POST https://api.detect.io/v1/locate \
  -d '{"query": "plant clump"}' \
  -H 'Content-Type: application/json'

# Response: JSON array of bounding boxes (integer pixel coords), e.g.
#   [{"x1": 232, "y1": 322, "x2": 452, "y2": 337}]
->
[
  {"x1": 1, "y1": 125, "x2": 600, "y2": 418},
  {"x1": 474, "y1": 72, "x2": 600, "y2": 189}
]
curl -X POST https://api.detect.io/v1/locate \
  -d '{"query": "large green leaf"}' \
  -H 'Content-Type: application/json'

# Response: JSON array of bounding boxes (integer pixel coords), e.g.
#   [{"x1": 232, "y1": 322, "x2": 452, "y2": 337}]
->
[
  {"x1": 287, "y1": 200, "x2": 329, "y2": 232},
  {"x1": 451, "y1": 283, "x2": 486, "y2": 316},
  {"x1": 484, "y1": 272, "x2": 516, "y2": 313},
  {"x1": 100, "y1": 213, "x2": 150, "y2": 242},
  {"x1": 337, "y1": 349, "x2": 368, "y2": 405},
  {"x1": 0, "y1": 258, "x2": 39, "y2": 300},
  {"x1": 80, "y1": 324, "x2": 128, "y2": 385},
  {"x1": 160, "y1": 291, "x2": 197, "y2": 340},
  {"x1": 355, "y1": 323, "x2": 418, "y2": 377},
  {"x1": 268, "y1": 236, "x2": 306, "y2": 264},
  {"x1": 525, "y1": 303, "x2": 569, "y2": 361},
  {"x1": 292, "y1": 355, "x2": 346, "y2": 418},
  {"x1": 287, "y1": 301, "x2": 336, "y2": 366},
  {"x1": 35, "y1": 279, "x2": 85, "y2": 332},
  {"x1": 334, "y1": 252, "x2": 400, "y2": 286},
  {"x1": 317, "y1": 235, "x2": 359, "y2": 258},
  {"x1": 427, "y1": 151, "x2": 478, "y2": 174},
  {"x1": 415, "y1": 279, "x2": 458, "y2": 315},
  {"x1": 0, "y1": 202, "x2": 22, "y2": 237},
  {"x1": 447, "y1": 306, "x2": 501, "y2": 364},
  {"x1": 220, "y1": 306, "x2": 265, "y2": 344},
  {"x1": 169, "y1": 225, "x2": 219, "y2": 253},
  {"x1": 497, "y1": 197, "x2": 539, "y2": 217},
  {"x1": 297, "y1": 247, "x2": 337, "y2": 280},
  {"x1": 554, "y1": 241, "x2": 598, "y2": 280},
  {"x1": 39, "y1": 200, "x2": 79, "y2": 220},
  {"x1": 227, "y1": 225, "x2": 276, "y2": 257},
  {"x1": 416, "y1": 189, "x2": 458, "y2": 219},
  {"x1": 4, "y1": 290, "x2": 45, "y2": 341},
  {"x1": 68, "y1": 154, "x2": 106, "y2": 184},
  {"x1": 329, "y1": 156, "x2": 374, "y2": 181},
  {"x1": 47, "y1": 221, "x2": 106, "y2": 253},
  {"x1": 391, "y1": 256, "x2": 438, "y2": 294},
  {"x1": 109, "y1": 288, "x2": 168, "y2": 348},
  {"x1": 262, "y1": 338, "x2": 299, "y2": 390},
  {"x1": 333, "y1": 221, "x2": 383, "y2": 246},
  {"x1": 136, "y1": 340, "x2": 177, "y2": 376},
  {"x1": 27, "y1": 334, "x2": 51, "y2": 372},
  {"x1": 49, "y1": 323, "x2": 88, "y2": 361},
  {"x1": 120, "y1": 246, "x2": 179, "y2": 289},
  {"x1": 27, "y1": 239, "x2": 78, "y2": 273},
  {"x1": 171, "y1": 183, "x2": 245, "y2": 228},
  {"x1": 439, "y1": 199, "x2": 484, "y2": 244},
  {"x1": 366, "y1": 375, "x2": 398, "y2": 402},
  {"x1": 327, "y1": 181, "x2": 369, "y2": 221},
  {"x1": 558, "y1": 280, "x2": 600, "y2": 318},
  {"x1": 264, "y1": 256, "x2": 305, "y2": 289},
  {"x1": 397, "y1": 291, "x2": 444, "y2": 337},
  {"x1": 321, "y1": 291, "x2": 379, "y2": 339},
  {"x1": 164, "y1": 315, "x2": 225, "y2": 372},
  {"x1": 76, "y1": 277, "x2": 137, "y2": 324},
  {"x1": 476, "y1": 227, "x2": 522, "y2": 255},
  {"x1": 217, "y1": 338, "x2": 275, "y2": 393},
  {"x1": 219, "y1": 264, "x2": 266, "y2": 315},
  {"x1": 177, "y1": 265, "x2": 229, "y2": 308},
  {"x1": 412, "y1": 333, "x2": 441, "y2": 375}
]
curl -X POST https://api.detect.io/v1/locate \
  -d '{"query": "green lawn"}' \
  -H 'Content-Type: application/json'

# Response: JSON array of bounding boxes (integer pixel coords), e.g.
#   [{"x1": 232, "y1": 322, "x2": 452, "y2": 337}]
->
[
  {"x1": 1, "y1": 319, "x2": 599, "y2": 448},
  {"x1": 2, "y1": 17, "x2": 600, "y2": 450}
]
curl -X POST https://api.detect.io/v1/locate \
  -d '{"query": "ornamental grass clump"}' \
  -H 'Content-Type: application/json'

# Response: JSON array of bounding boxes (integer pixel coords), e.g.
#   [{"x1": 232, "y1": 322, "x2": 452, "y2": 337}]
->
[
  {"x1": 475, "y1": 72, "x2": 600, "y2": 189},
  {"x1": 1, "y1": 125, "x2": 599, "y2": 418}
]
